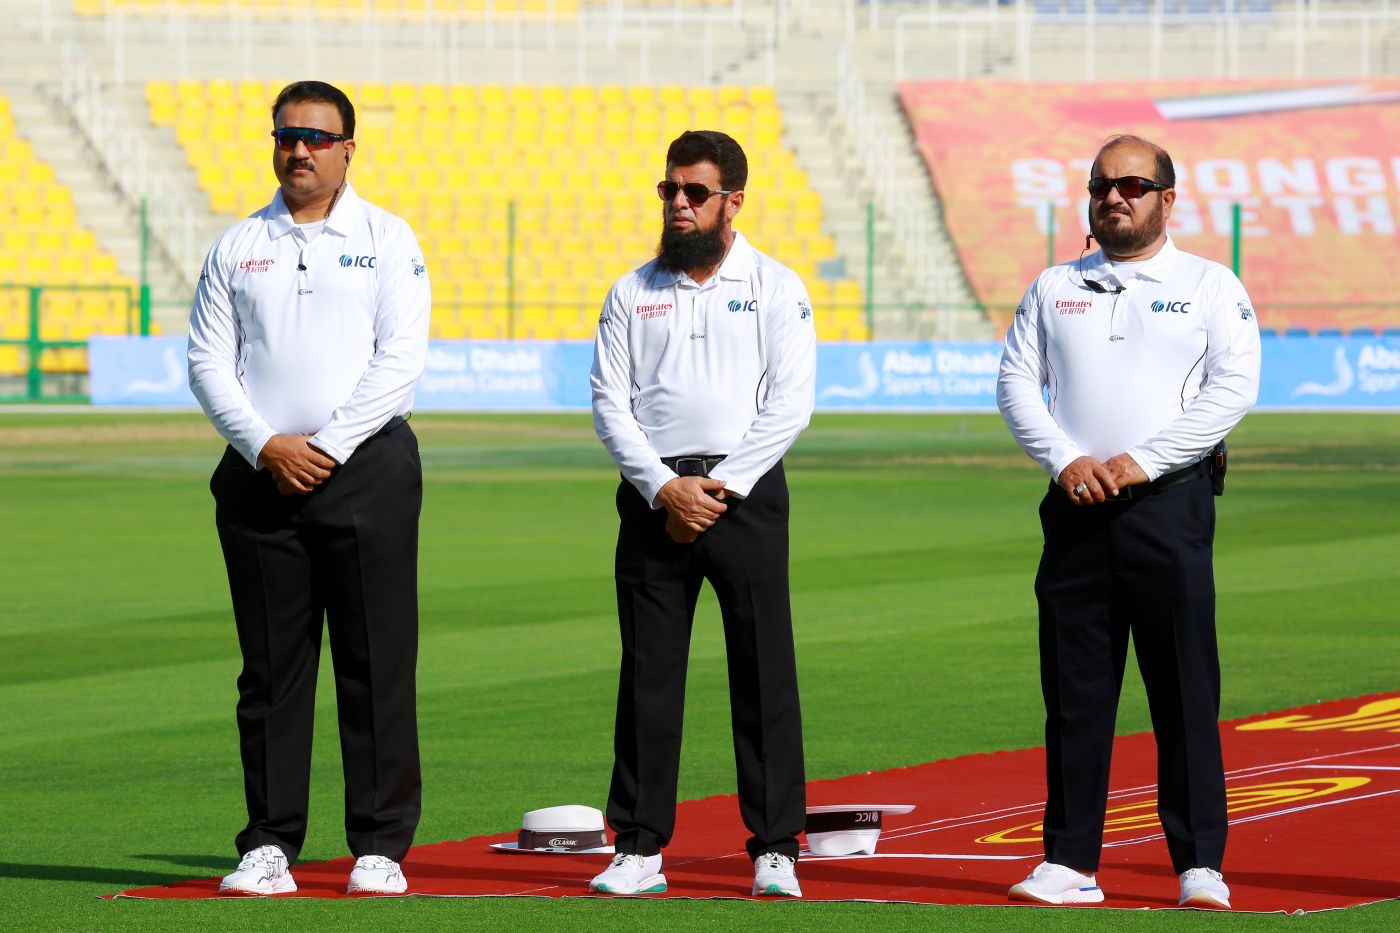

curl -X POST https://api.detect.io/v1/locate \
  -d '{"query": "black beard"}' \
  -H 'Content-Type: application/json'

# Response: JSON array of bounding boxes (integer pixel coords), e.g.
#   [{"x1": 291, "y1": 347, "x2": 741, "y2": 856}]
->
[
  {"x1": 656, "y1": 222, "x2": 727, "y2": 273},
  {"x1": 1089, "y1": 199, "x2": 1165, "y2": 254}
]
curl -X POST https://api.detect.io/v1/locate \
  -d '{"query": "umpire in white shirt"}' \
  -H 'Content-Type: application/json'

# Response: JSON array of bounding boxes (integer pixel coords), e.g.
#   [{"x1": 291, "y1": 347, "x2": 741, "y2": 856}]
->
[
  {"x1": 998, "y1": 135, "x2": 1260, "y2": 910},
  {"x1": 588, "y1": 130, "x2": 816, "y2": 898},
  {"x1": 187, "y1": 81, "x2": 430, "y2": 897}
]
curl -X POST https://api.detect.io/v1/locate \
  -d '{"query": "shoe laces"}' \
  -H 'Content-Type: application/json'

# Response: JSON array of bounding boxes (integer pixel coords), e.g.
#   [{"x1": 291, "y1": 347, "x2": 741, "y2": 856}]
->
[
  {"x1": 357, "y1": 855, "x2": 400, "y2": 873},
  {"x1": 756, "y1": 852, "x2": 794, "y2": 873},
  {"x1": 1034, "y1": 861, "x2": 1090, "y2": 881},
  {"x1": 237, "y1": 845, "x2": 284, "y2": 871},
  {"x1": 1183, "y1": 867, "x2": 1223, "y2": 883},
  {"x1": 609, "y1": 853, "x2": 649, "y2": 871}
]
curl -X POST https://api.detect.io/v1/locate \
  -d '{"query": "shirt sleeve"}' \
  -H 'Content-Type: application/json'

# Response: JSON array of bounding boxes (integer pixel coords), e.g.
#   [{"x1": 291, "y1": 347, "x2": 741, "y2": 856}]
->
[
  {"x1": 996, "y1": 275, "x2": 1087, "y2": 480},
  {"x1": 187, "y1": 238, "x2": 278, "y2": 467},
  {"x1": 310, "y1": 221, "x2": 431, "y2": 464},
  {"x1": 708, "y1": 276, "x2": 816, "y2": 498},
  {"x1": 590, "y1": 281, "x2": 676, "y2": 507},
  {"x1": 1123, "y1": 271, "x2": 1261, "y2": 478}
]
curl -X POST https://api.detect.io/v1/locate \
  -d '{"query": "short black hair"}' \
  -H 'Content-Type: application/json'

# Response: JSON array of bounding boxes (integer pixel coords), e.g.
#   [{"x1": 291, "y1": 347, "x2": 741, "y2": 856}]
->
[
  {"x1": 665, "y1": 130, "x2": 747, "y2": 191},
  {"x1": 1096, "y1": 134, "x2": 1174, "y2": 188},
  {"x1": 271, "y1": 81, "x2": 355, "y2": 138}
]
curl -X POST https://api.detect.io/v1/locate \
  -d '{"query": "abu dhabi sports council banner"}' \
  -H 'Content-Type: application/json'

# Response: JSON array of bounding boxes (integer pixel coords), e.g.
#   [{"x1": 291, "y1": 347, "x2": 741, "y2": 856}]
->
[
  {"x1": 88, "y1": 336, "x2": 1400, "y2": 411},
  {"x1": 899, "y1": 80, "x2": 1400, "y2": 332},
  {"x1": 88, "y1": 336, "x2": 593, "y2": 410}
]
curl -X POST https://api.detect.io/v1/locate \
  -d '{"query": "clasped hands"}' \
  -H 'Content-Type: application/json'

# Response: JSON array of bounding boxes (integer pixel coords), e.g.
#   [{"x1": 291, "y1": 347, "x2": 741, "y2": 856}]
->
[
  {"x1": 259, "y1": 434, "x2": 337, "y2": 495},
  {"x1": 1058, "y1": 453, "x2": 1148, "y2": 507},
  {"x1": 656, "y1": 475, "x2": 729, "y2": 543}
]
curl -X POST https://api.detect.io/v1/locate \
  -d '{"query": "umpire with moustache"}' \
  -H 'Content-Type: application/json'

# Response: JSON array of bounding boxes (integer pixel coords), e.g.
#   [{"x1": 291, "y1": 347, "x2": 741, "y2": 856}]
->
[
  {"x1": 998, "y1": 135, "x2": 1260, "y2": 910},
  {"x1": 188, "y1": 80, "x2": 430, "y2": 896}
]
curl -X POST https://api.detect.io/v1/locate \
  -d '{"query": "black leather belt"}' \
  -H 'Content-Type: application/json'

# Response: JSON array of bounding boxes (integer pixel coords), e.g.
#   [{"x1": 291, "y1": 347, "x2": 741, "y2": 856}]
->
[
  {"x1": 369, "y1": 414, "x2": 408, "y2": 440},
  {"x1": 1108, "y1": 458, "x2": 1210, "y2": 502},
  {"x1": 662, "y1": 455, "x2": 726, "y2": 477}
]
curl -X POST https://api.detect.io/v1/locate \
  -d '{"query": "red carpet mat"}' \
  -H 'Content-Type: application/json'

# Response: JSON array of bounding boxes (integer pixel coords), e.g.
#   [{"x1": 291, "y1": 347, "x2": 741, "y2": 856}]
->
[{"x1": 112, "y1": 691, "x2": 1400, "y2": 911}]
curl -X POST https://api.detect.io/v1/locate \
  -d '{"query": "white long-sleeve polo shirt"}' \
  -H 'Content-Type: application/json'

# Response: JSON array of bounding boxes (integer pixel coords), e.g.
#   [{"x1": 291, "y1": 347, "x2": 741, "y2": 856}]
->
[
  {"x1": 590, "y1": 231, "x2": 817, "y2": 506},
  {"x1": 997, "y1": 237, "x2": 1261, "y2": 482},
  {"x1": 187, "y1": 185, "x2": 431, "y2": 467}
]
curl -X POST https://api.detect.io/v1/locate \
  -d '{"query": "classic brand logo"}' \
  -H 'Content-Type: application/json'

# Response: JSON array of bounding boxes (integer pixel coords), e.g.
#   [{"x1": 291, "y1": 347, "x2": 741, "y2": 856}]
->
[
  {"x1": 339, "y1": 254, "x2": 376, "y2": 268},
  {"x1": 728, "y1": 299, "x2": 759, "y2": 313},
  {"x1": 548, "y1": 837, "x2": 578, "y2": 847},
  {"x1": 1055, "y1": 300, "x2": 1091, "y2": 315},
  {"x1": 238, "y1": 258, "x2": 275, "y2": 273},
  {"x1": 1152, "y1": 300, "x2": 1192, "y2": 314},
  {"x1": 635, "y1": 303, "x2": 671, "y2": 319}
]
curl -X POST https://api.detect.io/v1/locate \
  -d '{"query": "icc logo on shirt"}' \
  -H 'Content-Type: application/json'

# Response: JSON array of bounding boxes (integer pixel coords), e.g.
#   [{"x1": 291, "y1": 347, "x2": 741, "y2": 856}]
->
[{"x1": 339, "y1": 254, "x2": 377, "y2": 269}]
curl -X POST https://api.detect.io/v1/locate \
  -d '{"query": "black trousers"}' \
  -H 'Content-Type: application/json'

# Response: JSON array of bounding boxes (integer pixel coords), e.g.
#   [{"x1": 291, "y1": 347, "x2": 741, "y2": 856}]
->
[
  {"x1": 211, "y1": 421, "x2": 422, "y2": 865},
  {"x1": 1034, "y1": 471, "x2": 1226, "y2": 874},
  {"x1": 607, "y1": 462, "x2": 806, "y2": 862}
]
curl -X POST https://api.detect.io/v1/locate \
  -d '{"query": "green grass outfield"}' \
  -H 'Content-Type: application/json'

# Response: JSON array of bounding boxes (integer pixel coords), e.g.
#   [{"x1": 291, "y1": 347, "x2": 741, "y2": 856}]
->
[{"x1": 1, "y1": 410, "x2": 1396, "y2": 931}]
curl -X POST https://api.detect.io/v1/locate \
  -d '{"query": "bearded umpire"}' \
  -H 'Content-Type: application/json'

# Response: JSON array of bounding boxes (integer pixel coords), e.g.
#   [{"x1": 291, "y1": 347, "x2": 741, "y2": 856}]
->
[
  {"x1": 187, "y1": 80, "x2": 430, "y2": 897},
  {"x1": 997, "y1": 135, "x2": 1261, "y2": 910},
  {"x1": 588, "y1": 130, "x2": 816, "y2": 899}
]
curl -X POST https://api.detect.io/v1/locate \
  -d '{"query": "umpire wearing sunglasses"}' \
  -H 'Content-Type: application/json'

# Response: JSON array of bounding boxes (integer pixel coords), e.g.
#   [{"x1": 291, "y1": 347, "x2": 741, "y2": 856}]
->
[
  {"x1": 997, "y1": 135, "x2": 1261, "y2": 910},
  {"x1": 588, "y1": 130, "x2": 816, "y2": 899},
  {"x1": 188, "y1": 80, "x2": 430, "y2": 897}
]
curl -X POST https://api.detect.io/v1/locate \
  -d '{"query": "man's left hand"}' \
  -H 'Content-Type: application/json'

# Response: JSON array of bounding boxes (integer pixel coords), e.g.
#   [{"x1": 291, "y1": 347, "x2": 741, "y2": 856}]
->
[
  {"x1": 1104, "y1": 453, "x2": 1149, "y2": 490},
  {"x1": 665, "y1": 510, "x2": 700, "y2": 544}
]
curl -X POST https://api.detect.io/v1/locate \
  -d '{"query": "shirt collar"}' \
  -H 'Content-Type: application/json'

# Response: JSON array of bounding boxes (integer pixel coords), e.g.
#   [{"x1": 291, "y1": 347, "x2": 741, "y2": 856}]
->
[
  {"x1": 1080, "y1": 235, "x2": 1180, "y2": 288},
  {"x1": 651, "y1": 230, "x2": 756, "y2": 288},
  {"x1": 265, "y1": 183, "x2": 364, "y2": 240}
]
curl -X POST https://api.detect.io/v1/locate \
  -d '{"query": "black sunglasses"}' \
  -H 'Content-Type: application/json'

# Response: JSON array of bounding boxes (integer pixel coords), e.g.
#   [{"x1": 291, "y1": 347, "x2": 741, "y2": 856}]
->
[
  {"x1": 1087, "y1": 175, "x2": 1170, "y2": 200},
  {"x1": 271, "y1": 127, "x2": 349, "y2": 152},
  {"x1": 657, "y1": 180, "x2": 734, "y2": 206}
]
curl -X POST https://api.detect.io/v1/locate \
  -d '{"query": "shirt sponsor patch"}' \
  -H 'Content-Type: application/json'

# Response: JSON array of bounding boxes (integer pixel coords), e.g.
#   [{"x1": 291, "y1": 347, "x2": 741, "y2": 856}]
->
[
  {"x1": 1238, "y1": 299, "x2": 1254, "y2": 321},
  {"x1": 728, "y1": 299, "x2": 758, "y2": 313},
  {"x1": 340, "y1": 254, "x2": 376, "y2": 269},
  {"x1": 1055, "y1": 299, "x2": 1091, "y2": 314},
  {"x1": 239, "y1": 258, "x2": 276, "y2": 273},
  {"x1": 412, "y1": 257, "x2": 427, "y2": 278},
  {"x1": 1015, "y1": 305, "x2": 1027, "y2": 316},
  {"x1": 797, "y1": 299, "x2": 812, "y2": 321},
  {"x1": 635, "y1": 302, "x2": 671, "y2": 319},
  {"x1": 1151, "y1": 300, "x2": 1191, "y2": 314}
]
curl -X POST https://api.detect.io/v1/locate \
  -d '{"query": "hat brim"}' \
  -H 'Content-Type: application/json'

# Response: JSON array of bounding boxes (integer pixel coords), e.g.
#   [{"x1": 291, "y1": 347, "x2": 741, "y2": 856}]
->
[{"x1": 489, "y1": 841, "x2": 616, "y2": 856}]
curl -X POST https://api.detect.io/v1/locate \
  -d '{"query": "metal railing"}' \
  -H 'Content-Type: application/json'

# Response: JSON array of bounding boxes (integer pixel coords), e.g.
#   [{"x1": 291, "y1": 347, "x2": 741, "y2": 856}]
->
[
  {"x1": 51, "y1": 1, "x2": 811, "y2": 86},
  {"x1": 58, "y1": 39, "x2": 199, "y2": 291},
  {"x1": 883, "y1": 1, "x2": 1400, "y2": 82},
  {"x1": 835, "y1": 49, "x2": 947, "y2": 315},
  {"x1": 0, "y1": 283, "x2": 145, "y2": 403}
]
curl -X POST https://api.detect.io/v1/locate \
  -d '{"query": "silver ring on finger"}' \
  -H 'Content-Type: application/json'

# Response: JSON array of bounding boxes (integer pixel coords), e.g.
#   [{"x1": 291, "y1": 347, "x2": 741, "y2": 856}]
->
[{"x1": 1072, "y1": 482, "x2": 1088, "y2": 497}]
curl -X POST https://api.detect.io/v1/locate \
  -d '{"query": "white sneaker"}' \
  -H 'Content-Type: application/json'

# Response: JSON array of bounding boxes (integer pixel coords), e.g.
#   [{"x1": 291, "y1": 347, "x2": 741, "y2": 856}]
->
[
  {"x1": 1008, "y1": 861, "x2": 1105, "y2": 905},
  {"x1": 752, "y1": 852, "x2": 802, "y2": 897},
  {"x1": 346, "y1": 855, "x2": 408, "y2": 895},
  {"x1": 219, "y1": 844, "x2": 296, "y2": 896},
  {"x1": 1179, "y1": 867, "x2": 1231, "y2": 909},
  {"x1": 588, "y1": 853, "x2": 667, "y2": 895}
]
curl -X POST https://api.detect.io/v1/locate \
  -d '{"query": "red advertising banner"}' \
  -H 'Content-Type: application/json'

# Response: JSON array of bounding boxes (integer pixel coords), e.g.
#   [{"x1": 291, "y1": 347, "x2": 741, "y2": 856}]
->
[{"x1": 900, "y1": 80, "x2": 1400, "y2": 332}]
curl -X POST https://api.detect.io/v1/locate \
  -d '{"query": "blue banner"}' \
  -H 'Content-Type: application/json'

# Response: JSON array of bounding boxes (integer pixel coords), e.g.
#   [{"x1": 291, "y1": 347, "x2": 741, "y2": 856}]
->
[
  {"x1": 815, "y1": 342, "x2": 1001, "y2": 410},
  {"x1": 88, "y1": 336, "x2": 1400, "y2": 411},
  {"x1": 89, "y1": 335, "x2": 197, "y2": 406}
]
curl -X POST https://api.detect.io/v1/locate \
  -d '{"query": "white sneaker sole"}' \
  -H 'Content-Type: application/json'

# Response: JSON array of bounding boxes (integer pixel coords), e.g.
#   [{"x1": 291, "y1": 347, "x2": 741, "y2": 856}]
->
[
  {"x1": 1009, "y1": 882, "x2": 1105, "y2": 905},
  {"x1": 753, "y1": 881, "x2": 802, "y2": 897},
  {"x1": 218, "y1": 876, "x2": 297, "y2": 896},
  {"x1": 1180, "y1": 892, "x2": 1231, "y2": 910},
  {"x1": 590, "y1": 873, "x2": 667, "y2": 895},
  {"x1": 347, "y1": 882, "x2": 408, "y2": 895}
]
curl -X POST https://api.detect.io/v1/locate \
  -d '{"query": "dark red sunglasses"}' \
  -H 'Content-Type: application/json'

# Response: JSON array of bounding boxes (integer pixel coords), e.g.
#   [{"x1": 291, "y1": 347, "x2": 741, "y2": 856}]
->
[
  {"x1": 1087, "y1": 175, "x2": 1170, "y2": 200},
  {"x1": 271, "y1": 127, "x2": 349, "y2": 152},
  {"x1": 657, "y1": 180, "x2": 734, "y2": 206}
]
